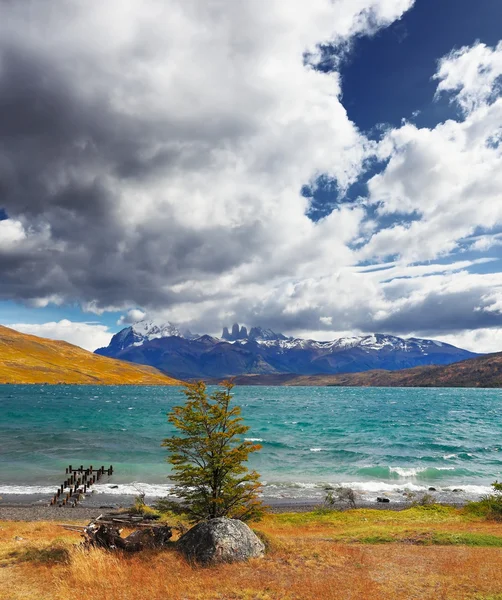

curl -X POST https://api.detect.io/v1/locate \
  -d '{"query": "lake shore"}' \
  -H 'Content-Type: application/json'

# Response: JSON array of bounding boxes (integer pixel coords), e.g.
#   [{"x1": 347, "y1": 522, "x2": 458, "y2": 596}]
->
[{"x1": 0, "y1": 497, "x2": 468, "y2": 521}]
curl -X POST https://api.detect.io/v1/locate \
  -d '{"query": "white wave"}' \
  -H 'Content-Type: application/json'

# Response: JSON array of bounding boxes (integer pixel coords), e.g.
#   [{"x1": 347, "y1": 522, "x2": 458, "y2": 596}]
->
[
  {"x1": 443, "y1": 454, "x2": 457, "y2": 460},
  {"x1": 0, "y1": 485, "x2": 57, "y2": 495},
  {"x1": 0, "y1": 481, "x2": 494, "y2": 502},
  {"x1": 389, "y1": 466, "x2": 455, "y2": 477},
  {"x1": 245, "y1": 438, "x2": 264, "y2": 442},
  {"x1": 443, "y1": 484, "x2": 493, "y2": 495},
  {"x1": 389, "y1": 467, "x2": 422, "y2": 477},
  {"x1": 310, "y1": 448, "x2": 322, "y2": 452},
  {"x1": 92, "y1": 483, "x2": 174, "y2": 496},
  {"x1": 0, "y1": 483, "x2": 174, "y2": 497},
  {"x1": 342, "y1": 481, "x2": 427, "y2": 494}
]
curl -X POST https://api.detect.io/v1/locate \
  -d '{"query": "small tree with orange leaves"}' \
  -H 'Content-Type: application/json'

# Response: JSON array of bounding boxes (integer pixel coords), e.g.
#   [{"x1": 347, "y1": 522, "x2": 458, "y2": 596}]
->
[{"x1": 162, "y1": 381, "x2": 264, "y2": 522}]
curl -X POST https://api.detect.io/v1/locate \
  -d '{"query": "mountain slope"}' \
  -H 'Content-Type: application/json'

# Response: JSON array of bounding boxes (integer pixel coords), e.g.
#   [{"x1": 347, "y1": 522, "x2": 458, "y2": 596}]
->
[
  {"x1": 95, "y1": 321, "x2": 478, "y2": 380},
  {"x1": 0, "y1": 325, "x2": 182, "y2": 385},
  {"x1": 225, "y1": 352, "x2": 502, "y2": 387}
]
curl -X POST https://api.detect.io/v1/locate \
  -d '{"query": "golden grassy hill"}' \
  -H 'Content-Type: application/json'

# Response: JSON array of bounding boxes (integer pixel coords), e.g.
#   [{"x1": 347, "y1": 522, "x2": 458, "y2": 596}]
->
[{"x1": 0, "y1": 325, "x2": 182, "y2": 385}]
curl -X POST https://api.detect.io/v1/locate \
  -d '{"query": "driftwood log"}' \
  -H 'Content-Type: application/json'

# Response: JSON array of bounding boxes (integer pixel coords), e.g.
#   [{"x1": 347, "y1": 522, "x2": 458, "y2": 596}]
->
[{"x1": 61, "y1": 512, "x2": 173, "y2": 552}]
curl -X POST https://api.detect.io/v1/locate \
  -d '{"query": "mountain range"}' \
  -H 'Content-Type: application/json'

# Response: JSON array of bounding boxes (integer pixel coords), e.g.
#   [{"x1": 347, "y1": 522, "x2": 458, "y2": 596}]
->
[
  {"x1": 0, "y1": 325, "x2": 180, "y2": 385},
  {"x1": 225, "y1": 352, "x2": 502, "y2": 388},
  {"x1": 95, "y1": 320, "x2": 478, "y2": 380}
]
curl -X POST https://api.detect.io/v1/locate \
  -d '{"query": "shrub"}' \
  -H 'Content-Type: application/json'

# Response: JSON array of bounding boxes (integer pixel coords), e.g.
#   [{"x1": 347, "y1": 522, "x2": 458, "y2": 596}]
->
[
  {"x1": 403, "y1": 491, "x2": 436, "y2": 507},
  {"x1": 162, "y1": 381, "x2": 264, "y2": 522},
  {"x1": 465, "y1": 482, "x2": 502, "y2": 521},
  {"x1": 323, "y1": 485, "x2": 358, "y2": 509}
]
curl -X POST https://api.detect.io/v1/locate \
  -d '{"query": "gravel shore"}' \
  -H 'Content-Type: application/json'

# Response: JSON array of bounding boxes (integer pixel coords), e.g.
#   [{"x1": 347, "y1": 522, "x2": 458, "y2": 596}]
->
[{"x1": 0, "y1": 498, "x2": 467, "y2": 521}]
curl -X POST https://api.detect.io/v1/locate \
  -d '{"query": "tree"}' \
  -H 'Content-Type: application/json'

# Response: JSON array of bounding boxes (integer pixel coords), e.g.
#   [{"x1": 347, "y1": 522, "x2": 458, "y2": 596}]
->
[{"x1": 162, "y1": 381, "x2": 264, "y2": 522}]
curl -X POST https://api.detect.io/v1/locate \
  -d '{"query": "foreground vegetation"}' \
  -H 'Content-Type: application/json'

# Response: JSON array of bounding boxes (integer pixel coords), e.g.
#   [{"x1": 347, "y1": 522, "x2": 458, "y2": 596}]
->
[
  {"x1": 162, "y1": 381, "x2": 263, "y2": 522},
  {"x1": 2, "y1": 506, "x2": 502, "y2": 599}
]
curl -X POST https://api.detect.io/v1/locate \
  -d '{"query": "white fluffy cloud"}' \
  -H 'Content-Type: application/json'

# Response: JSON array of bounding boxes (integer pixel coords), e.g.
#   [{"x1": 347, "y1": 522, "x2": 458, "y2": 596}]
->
[
  {"x1": 117, "y1": 309, "x2": 147, "y2": 326},
  {"x1": 435, "y1": 41, "x2": 502, "y2": 113},
  {"x1": 362, "y1": 41, "x2": 502, "y2": 266},
  {"x1": 1, "y1": 2, "x2": 502, "y2": 352},
  {"x1": 0, "y1": 219, "x2": 26, "y2": 248},
  {"x1": 9, "y1": 320, "x2": 113, "y2": 352}
]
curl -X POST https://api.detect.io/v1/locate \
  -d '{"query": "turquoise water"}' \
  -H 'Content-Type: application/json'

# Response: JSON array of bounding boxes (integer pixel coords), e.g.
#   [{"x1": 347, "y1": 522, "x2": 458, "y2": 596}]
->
[{"x1": 1, "y1": 385, "x2": 502, "y2": 503}]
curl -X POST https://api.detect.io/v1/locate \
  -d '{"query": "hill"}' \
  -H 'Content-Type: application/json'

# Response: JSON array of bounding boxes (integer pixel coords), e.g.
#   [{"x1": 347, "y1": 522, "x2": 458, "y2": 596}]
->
[
  {"x1": 0, "y1": 325, "x2": 182, "y2": 385},
  {"x1": 95, "y1": 320, "x2": 477, "y2": 380},
  {"x1": 225, "y1": 351, "x2": 502, "y2": 387}
]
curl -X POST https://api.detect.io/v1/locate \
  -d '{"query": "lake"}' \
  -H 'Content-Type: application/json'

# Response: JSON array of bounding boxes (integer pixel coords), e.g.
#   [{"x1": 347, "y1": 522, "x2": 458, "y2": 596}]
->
[{"x1": 1, "y1": 384, "x2": 501, "y2": 505}]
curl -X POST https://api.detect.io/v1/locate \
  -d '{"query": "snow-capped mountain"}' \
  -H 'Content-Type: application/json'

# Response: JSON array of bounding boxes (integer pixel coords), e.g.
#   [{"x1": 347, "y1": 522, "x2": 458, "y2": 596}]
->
[
  {"x1": 98, "y1": 320, "x2": 194, "y2": 355},
  {"x1": 131, "y1": 320, "x2": 185, "y2": 343},
  {"x1": 95, "y1": 321, "x2": 479, "y2": 380},
  {"x1": 252, "y1": 333, "x2": 448, "y2": 353}
]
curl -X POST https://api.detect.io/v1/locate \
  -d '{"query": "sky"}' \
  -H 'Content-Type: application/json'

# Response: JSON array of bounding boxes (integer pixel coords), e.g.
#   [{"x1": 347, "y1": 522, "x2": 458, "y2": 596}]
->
[{"x1": 1, "y1": 0, "x2": 502, "y2": 353}]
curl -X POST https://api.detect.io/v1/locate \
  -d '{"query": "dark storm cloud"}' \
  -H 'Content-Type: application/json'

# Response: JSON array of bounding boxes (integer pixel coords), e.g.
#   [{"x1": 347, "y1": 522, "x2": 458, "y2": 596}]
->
[
  {"x1": 367, "y1": 290, "x2": 502, "y2": 335},
  {"x1": 0, "y1": 33, "x2": 269, "y2": 310}
]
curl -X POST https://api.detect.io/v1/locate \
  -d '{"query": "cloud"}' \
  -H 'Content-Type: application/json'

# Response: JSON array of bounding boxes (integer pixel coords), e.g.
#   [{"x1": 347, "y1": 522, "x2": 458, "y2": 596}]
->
[
  {"x1": 361, "y1": 41, "x2": 502, "y2": 264},
  {"x1": 439, "y1": 328, "x2": 502, "y2": 354},
  {"x1": 434, "y1": 41, "x2": 502, "y2": 113},
  {"x1": 8, "y1": 320, "x2": 113, "y2": 352},
  {"x1": 117, "y1": 309, "x2": 147, "y2": 326},
  {"x1": 0, "y1": 0, "x2": 415, "y2": 310},
  {"x1": 2, "y1": 2, "x2": 502, "y2": 351},
  {"x1": 0, "y1": 219, "x2": 26, "y2": 248}
]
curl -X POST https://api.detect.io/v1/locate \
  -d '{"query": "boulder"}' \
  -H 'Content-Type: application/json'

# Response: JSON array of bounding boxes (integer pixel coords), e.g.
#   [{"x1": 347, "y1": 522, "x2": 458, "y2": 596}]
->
[{"x1": 177, "y1": 517, "x2": 265, "y2": 565}]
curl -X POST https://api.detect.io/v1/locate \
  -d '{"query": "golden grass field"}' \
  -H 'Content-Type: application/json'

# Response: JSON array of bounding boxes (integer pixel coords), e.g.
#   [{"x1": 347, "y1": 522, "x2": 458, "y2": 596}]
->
[
  {"x1": 0, "y1": 325, "x2": 181, "y2": 385},
  {"x1": 2, "y1": 507, "x2": 502, "y2": 600}
]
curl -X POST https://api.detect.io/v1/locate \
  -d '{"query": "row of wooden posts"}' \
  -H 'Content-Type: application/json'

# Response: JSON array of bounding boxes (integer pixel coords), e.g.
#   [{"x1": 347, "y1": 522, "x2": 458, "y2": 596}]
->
[{"x1": 50, "y1": 465, "x2": 113, "y2": 507}]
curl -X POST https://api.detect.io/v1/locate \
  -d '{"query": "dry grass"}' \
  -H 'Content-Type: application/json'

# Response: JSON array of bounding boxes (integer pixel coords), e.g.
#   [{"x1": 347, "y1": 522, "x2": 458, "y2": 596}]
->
[
  {"x1": 2, "y1": 508, "x2": 502, "y2": 599},
  {"x1": 0, "y1": 324, "x2": 181, "y2": 385}
]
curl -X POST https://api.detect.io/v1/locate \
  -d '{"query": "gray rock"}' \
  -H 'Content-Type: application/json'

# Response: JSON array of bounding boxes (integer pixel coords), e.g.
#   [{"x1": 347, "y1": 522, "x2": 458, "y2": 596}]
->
[{"x1": 177, "y1": 517, "x2": 265, "y2": 565}]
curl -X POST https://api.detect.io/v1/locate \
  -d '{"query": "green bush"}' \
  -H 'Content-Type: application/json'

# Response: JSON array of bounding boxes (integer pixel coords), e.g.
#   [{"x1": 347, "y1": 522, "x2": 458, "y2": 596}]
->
[{"x1": 465, "y1": 481, "x2": 502, "y2": 521}]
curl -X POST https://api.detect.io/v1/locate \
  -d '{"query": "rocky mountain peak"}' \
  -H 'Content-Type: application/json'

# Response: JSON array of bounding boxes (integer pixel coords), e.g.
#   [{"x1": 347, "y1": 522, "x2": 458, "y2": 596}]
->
[
  {"x1": 223, "y1": 323, "x2": 250, "y2": 341},
  {"x1": 221, "y1": 323, "x2": 288, "y2": 342}
]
